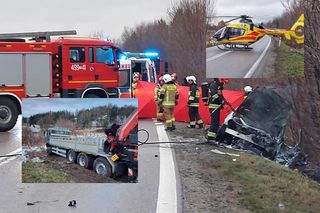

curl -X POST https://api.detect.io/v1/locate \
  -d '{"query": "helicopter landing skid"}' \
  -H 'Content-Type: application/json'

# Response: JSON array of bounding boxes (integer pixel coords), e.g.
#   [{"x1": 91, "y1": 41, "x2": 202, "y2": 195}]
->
[{"x1": 217, "y1": 44, "x2": 253, "y2": 51}]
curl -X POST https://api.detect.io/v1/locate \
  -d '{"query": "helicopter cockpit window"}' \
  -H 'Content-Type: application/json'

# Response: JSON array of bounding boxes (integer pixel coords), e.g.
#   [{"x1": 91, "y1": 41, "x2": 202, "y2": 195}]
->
[
  {"x1": 214, "y1": 27, "x2": 227, "y2": 40},
  {"x1": 227, "y1": 28, "x2": 245, "y2": 38}
]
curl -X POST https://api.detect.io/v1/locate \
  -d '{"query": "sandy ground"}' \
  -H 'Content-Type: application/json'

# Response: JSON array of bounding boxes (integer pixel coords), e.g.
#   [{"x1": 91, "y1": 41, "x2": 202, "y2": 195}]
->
[{"x1": 168, "y1": 122, "x2": 249, "y2": 213}]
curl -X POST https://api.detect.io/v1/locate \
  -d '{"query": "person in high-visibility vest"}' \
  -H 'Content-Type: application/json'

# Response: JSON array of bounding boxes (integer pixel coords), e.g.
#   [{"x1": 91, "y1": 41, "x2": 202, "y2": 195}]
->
[
  {"x1": 131, "y1": 72, "x2": 140, "y2": 98},
  {"x1": 186, "y1": 76, "x2": 203, "y2": 128},
  {"x1": 154, "y1": 76, "x2": 165, "y2": 121},
  {"x1": 158, "y1": 74, "x2": 179, "y2": 131},
  {"x1": 206, "y1": 78, "x2": 229, "y2": 142}
]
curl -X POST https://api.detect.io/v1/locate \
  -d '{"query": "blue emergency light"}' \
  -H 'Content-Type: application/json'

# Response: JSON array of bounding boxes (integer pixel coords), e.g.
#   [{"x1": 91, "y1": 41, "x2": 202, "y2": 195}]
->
[
  {"x1": 120, "y1": 55, "x2": 127, "y2": 60},
  {"x1": 144, "y1": 52, "x2": 159, "y2": 57},
  {"x1": 125, "y1": 51, "x2": 159, "y2": 59}
]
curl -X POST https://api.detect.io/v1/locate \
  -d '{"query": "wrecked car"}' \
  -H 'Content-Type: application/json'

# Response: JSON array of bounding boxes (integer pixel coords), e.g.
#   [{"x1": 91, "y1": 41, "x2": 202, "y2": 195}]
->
[{"x1": 218, "y1": 86, "x2": 307, "y2": 167}]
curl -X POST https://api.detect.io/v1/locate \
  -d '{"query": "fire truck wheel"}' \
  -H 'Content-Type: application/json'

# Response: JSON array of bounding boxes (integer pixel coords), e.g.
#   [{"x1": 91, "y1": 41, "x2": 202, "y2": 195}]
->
[
  {"x1": 67, "y1": 150, "x2": 77, "y2": 163},
  {"x1": 93, "y1": 157, "x2": 112, "y2": 177},
  {"x1": 84, "y1": 94, "x2": 100, "y2": 98},
  {"x1": 77, "y1": 153, "x2": 93, "y2": 169},
  {"x1": 0, "y1": 97, "x2": 19, "y2": 132}
]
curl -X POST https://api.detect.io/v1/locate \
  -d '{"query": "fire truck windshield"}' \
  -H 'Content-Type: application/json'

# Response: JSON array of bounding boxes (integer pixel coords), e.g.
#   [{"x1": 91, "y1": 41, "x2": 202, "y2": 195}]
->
[{"x1": 96, "y1": 47, "x2": 115, "y2": 65}]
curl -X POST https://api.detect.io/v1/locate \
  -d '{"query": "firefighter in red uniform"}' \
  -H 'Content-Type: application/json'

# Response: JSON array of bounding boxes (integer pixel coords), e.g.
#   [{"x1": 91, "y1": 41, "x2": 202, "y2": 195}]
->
[
  {"x1": 186, "y1": 76, "x2": 203, "y2": 128},
  {"x1": 206, "y1": 78, "x2": 229, "y2": 142},
  {"x1": 154, "y1": 76, "x2": 165, "y2": 121}
]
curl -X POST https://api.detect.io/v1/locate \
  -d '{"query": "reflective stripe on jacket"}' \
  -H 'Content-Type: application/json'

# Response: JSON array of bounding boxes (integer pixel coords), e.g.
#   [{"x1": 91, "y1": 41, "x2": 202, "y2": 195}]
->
[
  {"x1": 208, "y1": 81, "x2": 223, "y2": 109},
  {"x1": 159, "y1": 83, "x2": 178, "y2": 108},
  {"x1": 154, "y1": 84, "x2": 161, "y2": 101},
  {"x1": 188, "y1": 83, "x2": 200, "y2": 107}
]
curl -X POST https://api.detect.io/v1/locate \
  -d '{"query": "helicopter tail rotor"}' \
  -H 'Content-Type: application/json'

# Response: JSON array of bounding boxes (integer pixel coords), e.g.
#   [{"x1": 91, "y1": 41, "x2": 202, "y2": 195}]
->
[{"x1": 287, "y1": 14, "x2": 304, "y2": 44}]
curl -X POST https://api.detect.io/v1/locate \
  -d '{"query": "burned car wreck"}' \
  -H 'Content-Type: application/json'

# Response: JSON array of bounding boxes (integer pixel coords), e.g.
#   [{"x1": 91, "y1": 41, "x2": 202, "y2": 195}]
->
[{"x1": 218, "y1": 86, "x2": 307, "y2": 167}]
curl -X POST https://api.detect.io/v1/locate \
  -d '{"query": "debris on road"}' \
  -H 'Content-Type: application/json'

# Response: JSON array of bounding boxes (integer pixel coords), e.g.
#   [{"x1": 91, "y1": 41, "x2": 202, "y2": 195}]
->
[
  {"x1": 68, "y1": 200, "x2": 77, "y2": 207},
  {"x1": 26, "y1": 200, "x2": 59, "y2": 206},
  {"x1": 211, "y1": 149, "x2": 240, "y2": 157}
]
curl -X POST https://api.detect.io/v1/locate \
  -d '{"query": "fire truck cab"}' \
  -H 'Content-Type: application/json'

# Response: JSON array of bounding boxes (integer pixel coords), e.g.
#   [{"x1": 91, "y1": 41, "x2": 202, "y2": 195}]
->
[{"x1": 0, "y1": 31, "x2": 128, "y2": 132}]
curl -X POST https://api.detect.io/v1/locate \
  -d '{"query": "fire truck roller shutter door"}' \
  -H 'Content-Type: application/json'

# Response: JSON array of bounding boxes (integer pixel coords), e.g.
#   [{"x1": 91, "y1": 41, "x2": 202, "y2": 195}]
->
[
  {"x1": 25, "y1": 53, "x2": 51, "y2": 96},
  {"x1": 0, "y1": 53, "x2": 23, "y2": 86}
]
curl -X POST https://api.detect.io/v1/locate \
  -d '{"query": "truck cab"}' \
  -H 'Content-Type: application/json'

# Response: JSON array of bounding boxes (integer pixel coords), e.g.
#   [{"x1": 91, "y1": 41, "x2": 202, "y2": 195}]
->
[{"x1": 54, "y1": 37, "x2": 126, "y2": 98}]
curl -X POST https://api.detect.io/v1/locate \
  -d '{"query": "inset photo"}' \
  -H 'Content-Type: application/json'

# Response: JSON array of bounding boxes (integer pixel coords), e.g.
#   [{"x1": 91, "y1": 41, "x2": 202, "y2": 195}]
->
[
  {"x1": 206, "y1": 0, "x2": 304, "y2": 78},
  {"x1": 22, "y1": 99, "x2": 138, "y2": 183}
]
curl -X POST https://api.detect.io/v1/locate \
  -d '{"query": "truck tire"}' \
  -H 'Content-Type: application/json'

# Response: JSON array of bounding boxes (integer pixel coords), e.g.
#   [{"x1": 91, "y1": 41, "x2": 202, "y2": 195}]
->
[
  {"x1": 93, "y1": 157, "x2": 112, "y2": 177},
  {"x1": 77, "y1": 153, "x2": 93, "y2": 169},
  {"x1": 47, "y1": 146, "x2": 53, "y2": 156},
  {"x1": 67, "y1": 150, "x2": 77, "y2": 163},
  {"x1": 0, "y1": 97, "x2": 19, "y2": 132}
]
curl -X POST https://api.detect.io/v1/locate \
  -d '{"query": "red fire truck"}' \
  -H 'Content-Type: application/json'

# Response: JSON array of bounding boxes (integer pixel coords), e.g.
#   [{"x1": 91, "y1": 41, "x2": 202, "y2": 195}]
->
[
  {"x1": 0, "y1": 31, "x2": 169, "y2": 132},
  {"x1": 0, "y1": 31, "x2": 131, "y2": 132}
]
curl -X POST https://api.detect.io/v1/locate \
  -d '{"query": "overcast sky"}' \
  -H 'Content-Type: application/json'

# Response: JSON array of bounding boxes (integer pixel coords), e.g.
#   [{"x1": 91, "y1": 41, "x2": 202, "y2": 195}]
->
[
  {"x1": 214, "y1": 0, "x2": 285, "y2": 23},
  {"x1": 0, "y1": 0, "x2": 177, "y2": 40},
  {"x1": 1, "y1": 0, "x2": 285, "y2": 40},
  {"x1": 22, "y1": 99, "x2": 137, "y2": 117}
]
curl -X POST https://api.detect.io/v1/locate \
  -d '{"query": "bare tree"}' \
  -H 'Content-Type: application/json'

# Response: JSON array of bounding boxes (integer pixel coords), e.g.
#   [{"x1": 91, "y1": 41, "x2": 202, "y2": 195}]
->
[
  {"x1": 55, "y1": 118, "x2": 76, "y2": 131},
  {"x1": 120, "y1": 0, "x2": 214, "y2": 83}
]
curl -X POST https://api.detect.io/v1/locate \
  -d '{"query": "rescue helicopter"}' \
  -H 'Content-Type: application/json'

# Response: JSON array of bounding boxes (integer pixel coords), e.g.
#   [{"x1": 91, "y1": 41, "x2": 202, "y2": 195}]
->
[{"x1": 210, "y1": 14, "x2": 304, "y2": 50}]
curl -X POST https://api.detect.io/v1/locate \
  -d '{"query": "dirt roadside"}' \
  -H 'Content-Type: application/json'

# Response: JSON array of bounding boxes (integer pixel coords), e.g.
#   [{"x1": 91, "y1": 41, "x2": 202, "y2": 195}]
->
[
  {"x1": 22, "y1": 149, "x2": 126, "y2": 183},
  {"x1": 168, "y1": 122, "x2": 249, "y2": 213}
]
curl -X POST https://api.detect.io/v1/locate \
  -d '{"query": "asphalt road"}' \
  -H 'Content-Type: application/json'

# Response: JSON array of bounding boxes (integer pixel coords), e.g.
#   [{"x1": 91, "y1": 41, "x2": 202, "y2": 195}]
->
[
  {"x1": 206, "y1": 36, "x2": 274, "y2": 78},
  {"x1": 0, "y1": 119, "x2": 181, "y2": 213},
  {"x1": 0, "y1": 116, "x2": 21, "y2": 156}
]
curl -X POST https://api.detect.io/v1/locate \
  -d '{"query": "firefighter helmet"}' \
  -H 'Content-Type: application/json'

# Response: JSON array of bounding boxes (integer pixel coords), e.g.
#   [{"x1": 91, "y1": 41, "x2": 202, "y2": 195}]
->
[
  {"x1": 163, "y1": 74, "x2": 172, "y2": 83},
  {"x1": 186, "y1": 76, "x2": 196, "y2": 83},
  {"x1": 244, "y1": 86, "x2": 253, "y2": 93}
]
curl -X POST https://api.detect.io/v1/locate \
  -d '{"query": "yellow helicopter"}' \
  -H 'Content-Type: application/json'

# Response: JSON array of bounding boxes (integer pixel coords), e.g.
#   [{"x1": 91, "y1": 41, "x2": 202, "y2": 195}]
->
[{"x1": 211, "y1": 14, "x2": 304, "y2": 50}]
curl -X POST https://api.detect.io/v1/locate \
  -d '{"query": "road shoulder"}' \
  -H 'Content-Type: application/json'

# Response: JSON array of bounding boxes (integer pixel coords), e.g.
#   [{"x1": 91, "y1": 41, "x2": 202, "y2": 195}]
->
[{"x1": 168, "y1": 122, "x2": 249, "y2": 212}]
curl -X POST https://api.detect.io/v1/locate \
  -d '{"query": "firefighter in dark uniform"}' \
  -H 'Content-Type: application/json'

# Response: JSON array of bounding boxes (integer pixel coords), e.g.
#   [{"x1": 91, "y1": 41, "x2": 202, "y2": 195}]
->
[
  {"x1": 186, "y1": 76, "x2": 203, "y2": 128},
  {"x1": 154, "y1": 76, "x2": 165, "y2": 121},
  {"x1": 159, "y1": 74, "x2": 179, "y2": 131},
  {"x1": 206, "y1": 78, "x2": 228, "y2": 142}
]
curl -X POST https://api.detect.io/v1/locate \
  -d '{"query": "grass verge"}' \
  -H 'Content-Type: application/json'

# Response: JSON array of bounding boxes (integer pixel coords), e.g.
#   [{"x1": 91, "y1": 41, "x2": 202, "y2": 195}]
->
[
  {"x1": 274, "y1": 41, "x2": 304, "y2": 77},
  {"x1": 215, "y1": 150, "x2": 320, "y2": 212},
  {"x1": 22, "y1": 162, "x2": 71, "y2": 183}
]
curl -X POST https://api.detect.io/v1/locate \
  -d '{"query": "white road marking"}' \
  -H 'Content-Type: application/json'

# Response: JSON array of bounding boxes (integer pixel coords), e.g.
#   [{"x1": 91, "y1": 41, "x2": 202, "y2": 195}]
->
[
  {"x1": 244, "y1": 36, "x2": 272, "y2": 78},
  {"x1": 0, "y1": 147, "x2": 21, "y2": 166},
  {"x1": 206, "y1": 51, "x2": 232, "y2": 62},
  {"x1": 155, "y1": 122, "x2": 177, "y2": 213}
]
